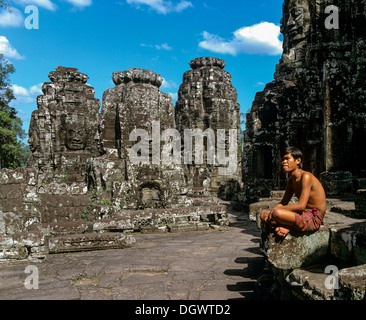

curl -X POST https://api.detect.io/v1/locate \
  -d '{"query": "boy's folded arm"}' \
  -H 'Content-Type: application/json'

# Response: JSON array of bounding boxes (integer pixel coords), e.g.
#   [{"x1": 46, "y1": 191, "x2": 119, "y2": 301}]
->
[
  {"x1": 279, "y1": 180, "x2": 295, "y2": 206},
  {"x1": 281, "y1": 202, "x2": 307, "y2": 212},
  {"x1": 282, "y1": 174, "x2": 312, "y2": 212}
]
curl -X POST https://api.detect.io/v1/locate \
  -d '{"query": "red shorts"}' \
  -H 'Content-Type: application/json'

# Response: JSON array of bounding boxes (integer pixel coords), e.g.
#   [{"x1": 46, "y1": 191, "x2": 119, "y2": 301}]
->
[{"x1": 294, "y1": 208, "x2": 325, "y2": 233}]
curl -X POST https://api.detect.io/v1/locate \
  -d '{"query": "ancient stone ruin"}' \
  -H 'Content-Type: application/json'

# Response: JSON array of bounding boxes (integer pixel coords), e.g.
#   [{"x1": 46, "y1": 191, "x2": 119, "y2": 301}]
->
[
  {"x1": 1, "y1": 0, "x2": 366, "y2": 301},
  {"x1": 243, "y1": 0, "x2": 366, "y2": 202},
  {"x1": 175, "y1": 57, "x2": 242, "y2": 201},
  {"x1": 0, "y1": 59, "x2": 240, "y2": 261},
  {"x1": 245, "y1": 0, "x2": 366, "y2": 300}
]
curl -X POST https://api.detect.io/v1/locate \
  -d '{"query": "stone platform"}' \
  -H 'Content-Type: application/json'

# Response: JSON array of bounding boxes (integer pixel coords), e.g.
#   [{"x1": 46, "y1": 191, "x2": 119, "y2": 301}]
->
[
  {"x1": 0, "y1": 212, "x2": 265, "y2": 300},
  {"x1": 253, "y1": 192, "x2": 366, "y2": 300}
]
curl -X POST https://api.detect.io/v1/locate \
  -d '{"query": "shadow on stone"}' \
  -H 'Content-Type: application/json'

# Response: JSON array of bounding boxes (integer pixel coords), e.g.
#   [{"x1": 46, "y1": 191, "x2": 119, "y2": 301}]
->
[{"x1": 224, "y1": 256, "x2": 266, "y2": 300}]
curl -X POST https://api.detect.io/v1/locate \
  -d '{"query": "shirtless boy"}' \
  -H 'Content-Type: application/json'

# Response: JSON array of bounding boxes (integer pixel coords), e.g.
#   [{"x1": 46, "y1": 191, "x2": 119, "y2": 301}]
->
[{"x1": 260, "y1": 147, "x2": 327, "y2": 238}]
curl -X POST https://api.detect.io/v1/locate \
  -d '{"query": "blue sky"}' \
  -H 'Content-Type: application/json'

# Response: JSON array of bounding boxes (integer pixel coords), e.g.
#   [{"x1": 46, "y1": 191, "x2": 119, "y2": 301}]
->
[{"x1": 0, "y1": 0, "x2": 284, "y2": 137}]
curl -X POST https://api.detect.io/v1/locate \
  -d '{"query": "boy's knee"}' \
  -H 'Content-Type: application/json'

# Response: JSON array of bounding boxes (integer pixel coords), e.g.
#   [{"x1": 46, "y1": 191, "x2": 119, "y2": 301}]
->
[
  {"x1": 272, "y1": 207, "x2": 282, "y2": 219},
  {"x1": 260, "y1": 210, "x2": 269, "y2": 221}
]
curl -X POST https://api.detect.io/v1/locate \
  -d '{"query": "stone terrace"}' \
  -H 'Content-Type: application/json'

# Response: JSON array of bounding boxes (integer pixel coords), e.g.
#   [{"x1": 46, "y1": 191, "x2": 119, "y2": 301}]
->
[{"x1": 0, "y1": 209, "x2": 264, "y2": 300}]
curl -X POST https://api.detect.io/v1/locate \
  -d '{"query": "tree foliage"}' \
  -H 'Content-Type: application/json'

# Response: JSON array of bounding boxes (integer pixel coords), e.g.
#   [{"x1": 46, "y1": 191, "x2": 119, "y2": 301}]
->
[
  {"x1": 0, "y1": 1, "x2": 12, "y2": 11},
  {"x1": 0, "y1": 54, "x2": 30, "y2": 169}
]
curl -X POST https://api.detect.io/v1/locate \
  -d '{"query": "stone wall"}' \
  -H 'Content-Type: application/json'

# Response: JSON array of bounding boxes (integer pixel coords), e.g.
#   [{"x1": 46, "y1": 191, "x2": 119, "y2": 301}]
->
[
  {"x1": 0, "y1": 168, "x2": 38, "y2": 235},
  {"x1": 243, "y1": 0, "x2": 366, "y2": 202}
]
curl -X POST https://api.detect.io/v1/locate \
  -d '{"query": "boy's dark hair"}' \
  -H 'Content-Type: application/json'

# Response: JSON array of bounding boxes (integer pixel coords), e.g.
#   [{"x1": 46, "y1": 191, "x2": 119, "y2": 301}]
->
[{"x1": 284, "y1": 146, "x2": 303, "y2": 169}]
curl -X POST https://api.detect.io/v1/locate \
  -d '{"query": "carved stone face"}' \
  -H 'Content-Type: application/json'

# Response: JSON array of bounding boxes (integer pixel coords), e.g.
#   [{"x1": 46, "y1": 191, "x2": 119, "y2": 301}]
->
[
  {"x1": 281, "y1": 0, "x2": 310, "y2": 48},
  {"x1": 28, "y1": 116, "x2": 40, "y2": 153},
  {"x1": 140, "y1": 186, "x2": 163, "y2": 209},
  {"x1": 65, "y1": 127, "x2": 87, "y2": 150},
  {"x1": 28, "y1": 128, "x2": 40, "y2": 153}
]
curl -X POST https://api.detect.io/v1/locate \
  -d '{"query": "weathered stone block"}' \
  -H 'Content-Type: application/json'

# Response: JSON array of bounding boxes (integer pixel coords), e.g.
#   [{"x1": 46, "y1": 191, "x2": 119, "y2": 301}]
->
[
  {"x1": 355, "y1": 189, "x2": 366, "y2": 214},
  {"x1": 1, "y1": 184, "x2": 22, "y2": 199},
  {"x1": 270, "y1": 190, "x2": 286, "y2": 199},
  {"x1": 329, "y1": 221, "x2": 366, "y2": 266},
  {"x1": 261, "y1": 226, "x2": 330, "y2": 269},
  {"x1": 1, "y1": 199, "x2": 24, "y2": 213},
  {"x1": 168, "y1": 222, "x2": 210, "y2": 232},
  {"x1": 249, "y1": 200, "x2": 278, "y2": 222},
  {"x1": 320, "y1": 171, "x2": 354, "y2": 196},
  {"x1": 0, "y1": 246, "x2": 28, "y2": 260},
  {"x1": 284, "y1": 266, "x2": 335, "y2": 300},
  {"x1": 13, "y1": 231, "x2": 44, "y2": 247},
  {"x1": 36, "y1": 221, "x2": 90, "y2": 235},
  {"x1": 0, "y1": 236, "x2": 28, "y2": 261},
  {"x1": 7, "y1": 168, "x2": 26, "y2": 184},
  {"x1": 140, "y1": 225, "x2": 169, "y2": 233},
  {"x1": 92, "y1": 217, "x2": 135, "y2": 233},
  {"x1": 1, "y1": 211, "x2": 23, "y2": 235},
  {"x1": 47, "y1": 232, "x2": 136, "y2": 253},
  {"x1": 336, "y1": 264, "x2": 366, "y2": 300}
]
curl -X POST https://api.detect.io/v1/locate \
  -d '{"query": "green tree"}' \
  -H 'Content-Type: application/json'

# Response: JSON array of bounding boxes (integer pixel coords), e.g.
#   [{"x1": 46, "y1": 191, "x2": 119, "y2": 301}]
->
[
  {"x1": 0, "y1": 54, "x2": 29, "y2": 169},
  {"x1": 0, "y1": 1, "x2": 12, "y2": 11}
]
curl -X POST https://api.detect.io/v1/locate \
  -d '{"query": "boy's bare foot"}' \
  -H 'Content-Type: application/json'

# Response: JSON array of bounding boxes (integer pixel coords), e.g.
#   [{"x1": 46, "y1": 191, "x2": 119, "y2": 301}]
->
[{"x1": 275, "y1": 226, "x2": 290, "y2": 238}]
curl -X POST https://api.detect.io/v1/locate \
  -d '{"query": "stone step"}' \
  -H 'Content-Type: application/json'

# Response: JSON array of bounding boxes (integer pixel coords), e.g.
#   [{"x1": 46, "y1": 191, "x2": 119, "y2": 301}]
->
[
  {"x1": 47, "y1": 232, "x2": 136, "y2": 254},
  {"x1": 261, "y1": 225, "x2": 331, "y2": 270},
  {"x1": 261, "y1": 212, "x2": 366, "y2": 269},
  {"x1": 284, "y1": 265, "x2": 335, "y2": 300},
  {"x1": 107, "y1": 205, "x2": 228, "y2": 232},
  {"x1": 337, "y1": 264, "x2": 366, "y2": 300},
  {"x1": 259, "y1": 211, "x2": 366, "y2": 300},
  {"x1": 268, "y1": 262, "x2": 366, "y2": 300},
  {"x1": 27, "y1": 220, "x2": 91, "y2": 235},
  {"x1": 325, "y1": 211, "x2": 366, "y2": 265},
  {"x1": 248, "y1": 197, "x2": 297, "y2": 224},
  {"x1": 270, "y1": 190, "x2": 286, "y2": 198},
  {"x1": 168, "y1": 222, "x2": 211, "y2": 232}
]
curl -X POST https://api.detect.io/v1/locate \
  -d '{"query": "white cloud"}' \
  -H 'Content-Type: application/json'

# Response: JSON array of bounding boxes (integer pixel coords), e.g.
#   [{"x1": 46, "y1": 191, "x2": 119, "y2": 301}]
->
[
  {"x1": 161, "y1": 78, "x2": 177, "y2": 89},
  {"x1": 155, "y1": 42, "x2": 173, "y2": 50},
  {"x1": 0, "y1": 7, "x2": 24, "y2": 27},
  {"x1": 126, "y1": 0, "x2": 193, "y2": 14},
  {"x1": 199, "y1": 22, "x2": 283, "y2": 56},
  {"x1": 14, "y1": 0, "x2": 93, "y2": 10},
  {"x1": 29, "y1": 83, "x2": 43, "y2": 95},
  {"x1": 254, "y1": 81, "x2": 265, "y2": 87},
  {"x1": 0, "y1": 36, "x2": 25, "y2": 60},
  {"x1": 141, "y1": 42, "x2": 173, "y2": 51},
  {"x1": 12, "y1": 84, "x2": 30, "y2": 96},
  {"x1": 65, "y1": 0, "x2": 93, "y2": 8},
  {"x1": 11, "y1": 83, "x2": 43, "y2": 103},
  {"x1": 15, "y1": 0, "x2": 58, "y2": 11}
]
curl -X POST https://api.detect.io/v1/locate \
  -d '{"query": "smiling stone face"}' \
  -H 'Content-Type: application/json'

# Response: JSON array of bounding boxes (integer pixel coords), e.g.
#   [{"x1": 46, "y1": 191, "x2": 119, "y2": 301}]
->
[
  {"x1": 65, "y1": 126, "x2": 88, "y2": 150},
  {"x1": 281, "y1": 0, "x2": 311, "y2": 50},
  {"x1": 28, "y1": 114, "x2": 40, "y2": 153}
]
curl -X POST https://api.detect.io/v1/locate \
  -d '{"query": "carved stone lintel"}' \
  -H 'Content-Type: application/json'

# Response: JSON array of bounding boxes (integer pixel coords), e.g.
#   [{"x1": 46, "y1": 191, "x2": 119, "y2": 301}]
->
[{"x1": 47, "y1": 233, "x2": 136, "y2": 254}]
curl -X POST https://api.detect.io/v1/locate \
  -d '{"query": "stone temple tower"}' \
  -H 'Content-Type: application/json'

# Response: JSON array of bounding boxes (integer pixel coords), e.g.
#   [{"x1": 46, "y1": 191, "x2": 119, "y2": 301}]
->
[
  {"x1": 89, "y1": 68, "x2": 188, "y2": 210},
  {"x1": 175, "y1": 57, "x2": 242, "y2": 200},
  {"x1": 27, "y1": 66, "x2": 100, "y2": 184}
]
